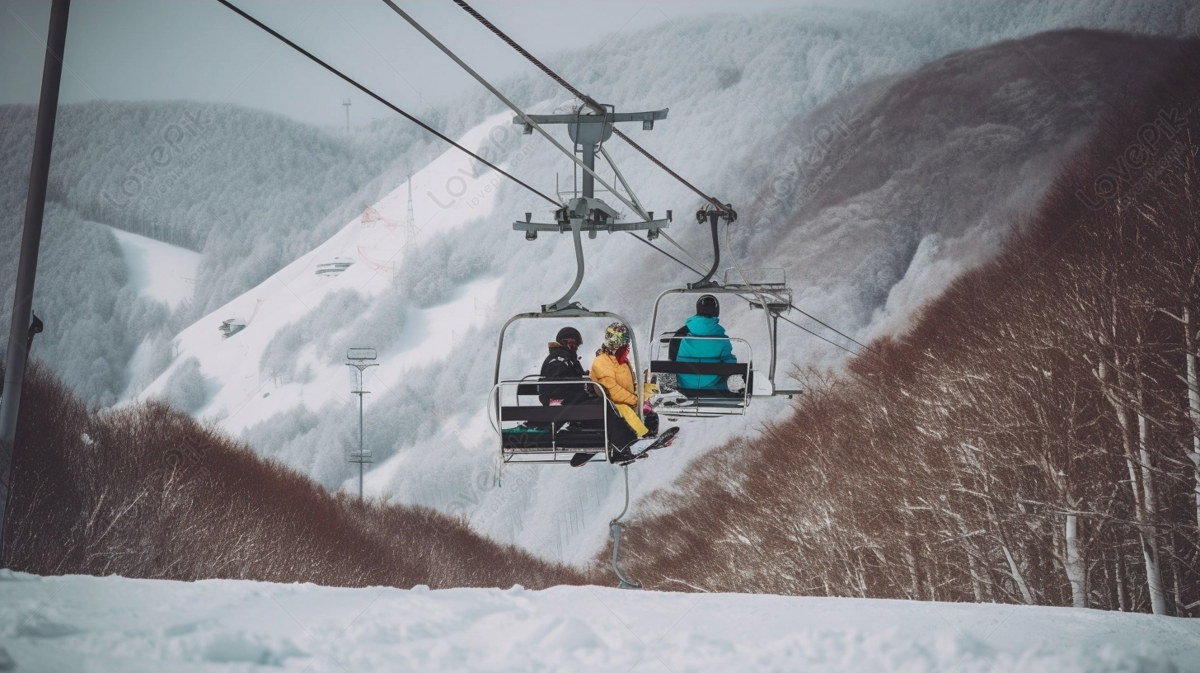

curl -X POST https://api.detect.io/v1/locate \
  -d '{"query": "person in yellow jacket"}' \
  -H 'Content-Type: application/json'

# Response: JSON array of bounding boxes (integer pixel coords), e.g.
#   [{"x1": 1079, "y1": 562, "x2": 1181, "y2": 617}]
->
[{"x1": 588, "y1": 323, "x2": 676, "y2": 464}]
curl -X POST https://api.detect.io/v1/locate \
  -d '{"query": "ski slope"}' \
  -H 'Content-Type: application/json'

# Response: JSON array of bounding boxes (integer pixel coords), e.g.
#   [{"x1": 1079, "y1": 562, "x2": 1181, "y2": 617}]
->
[
  {"x1": 137, "y1": 111, "x2": 512, "y2": 437},
  {"x1": 1, "y1": 571, "x2": 1195, "y2": 672},
  {"x1": 107, "y1": 225, "x2": 201, "y2": 309}
]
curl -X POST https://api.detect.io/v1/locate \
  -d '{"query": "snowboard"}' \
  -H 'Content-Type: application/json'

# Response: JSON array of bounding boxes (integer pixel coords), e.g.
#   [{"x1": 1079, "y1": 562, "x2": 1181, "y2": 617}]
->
[{"x1": 615, "y1": 426, "x2": 680, "y2": 465}]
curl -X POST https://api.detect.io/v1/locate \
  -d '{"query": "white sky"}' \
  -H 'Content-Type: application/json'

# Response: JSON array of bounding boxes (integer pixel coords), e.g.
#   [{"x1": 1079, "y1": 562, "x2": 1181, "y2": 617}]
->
[{"x1": 0, "y1": 0, "x2": 876, "y2": 128}]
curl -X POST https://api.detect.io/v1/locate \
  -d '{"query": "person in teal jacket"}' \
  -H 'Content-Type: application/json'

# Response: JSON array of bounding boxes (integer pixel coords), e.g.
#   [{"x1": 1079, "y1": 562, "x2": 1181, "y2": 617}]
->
[{"x1": 670, "y1": 295, "x2": 737, "y2": 391}]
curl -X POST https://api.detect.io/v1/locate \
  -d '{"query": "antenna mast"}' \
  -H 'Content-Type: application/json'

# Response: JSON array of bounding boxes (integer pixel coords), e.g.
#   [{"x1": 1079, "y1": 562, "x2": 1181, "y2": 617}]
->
[{"x1": 342, "y1": 98, "x2": 351, "y2": 133}]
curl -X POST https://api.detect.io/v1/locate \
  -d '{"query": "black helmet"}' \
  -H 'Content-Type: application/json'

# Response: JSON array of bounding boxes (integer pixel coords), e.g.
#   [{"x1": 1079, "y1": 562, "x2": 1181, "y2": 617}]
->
[
  {"x1": 556, "y1": 326, "x2": 582, "y2": 346},
  {"x1": 696, "y1": 295, "x2": 719, "y2": 317}
]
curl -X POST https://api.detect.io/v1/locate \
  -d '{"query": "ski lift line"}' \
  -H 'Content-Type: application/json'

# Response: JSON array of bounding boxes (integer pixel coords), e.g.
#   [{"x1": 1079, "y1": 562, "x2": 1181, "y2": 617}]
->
[
  {"x1": 776, "y1": 313, "x2": 862, "y2": 358},
  {"x1": 451, "y1": 0, "x2": 733, "y2": 217},
  {"x1": 380, "y1": 0, "x2": 646, "y2": 220},
  {"x1": 626, "y1": 232, "x2": 705, "y2": 276},
  {"x1": 787, "y1": 303, "x2": 875, "y2": 354},
  {"x1": 214, "y1": 0, "x2": 559, "y2": 208}
]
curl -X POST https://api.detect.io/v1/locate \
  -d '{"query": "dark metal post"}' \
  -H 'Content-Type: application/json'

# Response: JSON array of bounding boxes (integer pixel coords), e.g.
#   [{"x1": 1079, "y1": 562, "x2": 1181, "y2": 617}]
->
[{"x1": 0, "y1": 0, "x2": 71, "y2": 563}]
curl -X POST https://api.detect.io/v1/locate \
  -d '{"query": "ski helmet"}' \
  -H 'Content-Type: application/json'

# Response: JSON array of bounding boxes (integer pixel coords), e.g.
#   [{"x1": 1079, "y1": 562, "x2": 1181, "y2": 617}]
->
[
  {"x1": 602, "y1": 322, "x2": 631, "y2": 353},
  {"x1": 556, "y1": 326, "x2": 582, "y2": 349},
  {"x1": 696, "y1": 295, "x2": 720, "y2": 317}
]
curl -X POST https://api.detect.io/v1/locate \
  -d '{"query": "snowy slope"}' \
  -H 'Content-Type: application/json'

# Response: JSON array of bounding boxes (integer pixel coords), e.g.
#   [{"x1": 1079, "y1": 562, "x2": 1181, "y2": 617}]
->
[
  {"x1": 107, "y1": 226, "x2": 201, "y2": 310},
  {"x1": 138, "y1": 111, "x2": 513, "y2": 436},
  {"x1": 2, "y1": 572, "x2": 1196, "y2": 672}
]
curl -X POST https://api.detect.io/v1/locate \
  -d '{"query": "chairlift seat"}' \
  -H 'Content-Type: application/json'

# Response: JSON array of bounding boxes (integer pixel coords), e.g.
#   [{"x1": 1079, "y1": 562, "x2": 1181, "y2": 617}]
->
[
  {"x1": 501, "y1": 424, "x2": 606, "y2": 451},
  {"x1": 495, "y1": 377, "x2": 614, "y2": 459}
]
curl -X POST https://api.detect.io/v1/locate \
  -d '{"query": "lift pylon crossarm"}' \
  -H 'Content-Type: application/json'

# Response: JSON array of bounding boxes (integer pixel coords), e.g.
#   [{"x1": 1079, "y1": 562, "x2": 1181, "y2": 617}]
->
[
  {"x1": 514, "y1": 108, "x2": 669, "y2": 132},
  {"x1": 515, "y1": 219, "x2": 672, "y2": 235},
  {"x1": 516, "y1": 196, "x2": 671, "y2": 238}
]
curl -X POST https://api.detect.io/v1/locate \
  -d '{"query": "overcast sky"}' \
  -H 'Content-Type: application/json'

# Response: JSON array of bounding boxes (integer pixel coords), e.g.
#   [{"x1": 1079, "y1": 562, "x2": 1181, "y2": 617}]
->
[{"x1": 0, "y1": 0, "x2": 852, "y2": 128}]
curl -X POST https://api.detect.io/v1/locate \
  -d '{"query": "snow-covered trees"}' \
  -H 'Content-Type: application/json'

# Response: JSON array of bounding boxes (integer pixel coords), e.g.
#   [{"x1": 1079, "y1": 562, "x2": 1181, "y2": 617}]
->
[
  {"x1": 0, "y1": 101, "x2": 441, "y2": 406},
  {"x1": 623, "y1": 42, "x2": 1200, "y2": 616}
]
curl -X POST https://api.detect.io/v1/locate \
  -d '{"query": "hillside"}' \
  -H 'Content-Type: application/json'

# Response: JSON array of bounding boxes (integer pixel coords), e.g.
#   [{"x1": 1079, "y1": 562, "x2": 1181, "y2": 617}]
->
[
  {"x1": 0, "y1": 101, "x2": 442, "y2": 405},
  {"x1": 619, "y1": 39, "x2": 1200, "y2": 617},
  {"x1": 142, "y1": 26, "x2": 1196, "y2": 569},
  {"x1": 3, "y1": 362, "x2": 583, "y2": 589},
  {"x1": 3, "y1": 1, "x2": 1197, "y2": 564}
]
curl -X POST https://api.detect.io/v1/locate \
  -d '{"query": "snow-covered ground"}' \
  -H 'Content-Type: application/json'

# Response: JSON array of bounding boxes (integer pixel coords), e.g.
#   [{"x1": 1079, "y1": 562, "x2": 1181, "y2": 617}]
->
[
  {"x1": 107, "y1": 225, "x2": 201, "y2": 310},
  {"x1": 1, "y1": 572, "x2": 1195, "y2": 672}
]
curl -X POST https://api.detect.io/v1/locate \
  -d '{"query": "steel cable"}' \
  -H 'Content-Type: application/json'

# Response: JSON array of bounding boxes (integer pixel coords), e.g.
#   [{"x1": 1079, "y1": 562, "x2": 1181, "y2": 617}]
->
[
  {"x1": 216, "y1": 0, "x2": 561, "y2": 207},
  {"x1": 451, "y1": 0, "x2": 733, "y2": 216}
]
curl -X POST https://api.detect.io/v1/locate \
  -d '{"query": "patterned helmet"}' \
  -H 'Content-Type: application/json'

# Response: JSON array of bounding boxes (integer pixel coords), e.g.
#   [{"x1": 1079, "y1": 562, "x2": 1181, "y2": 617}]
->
[{"x1": 601, "y1": 322, "x2": 630, "y2": 353}]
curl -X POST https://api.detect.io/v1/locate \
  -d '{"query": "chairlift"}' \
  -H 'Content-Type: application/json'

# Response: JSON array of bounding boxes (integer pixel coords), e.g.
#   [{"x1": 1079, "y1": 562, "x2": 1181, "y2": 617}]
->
[
  {"x1": 490, "y1": 309, "x2": 640, "y2": 466},
  {"x1": 487, "y1": 102, "x2": 677, "y2": 589},
  {"x1": 489, "y1": 102, "x2": 673, "y2": 469},
  {"x1": 646, "y1": 208, "x2": 802, "y2": 416}
]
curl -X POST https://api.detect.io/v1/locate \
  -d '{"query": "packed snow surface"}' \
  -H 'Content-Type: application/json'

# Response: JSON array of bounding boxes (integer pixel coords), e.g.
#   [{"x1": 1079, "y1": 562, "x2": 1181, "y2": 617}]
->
[
  {"x1": 1, "y1": 572, "x2": 1196, "y2": 672},
  {"x1": 107, "y1": 225, "x2": 201, "y2": 309}
]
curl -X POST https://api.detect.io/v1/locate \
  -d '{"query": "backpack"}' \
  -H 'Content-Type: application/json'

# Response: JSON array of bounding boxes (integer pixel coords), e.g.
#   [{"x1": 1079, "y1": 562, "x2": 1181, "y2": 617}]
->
[{"x1": 667, "y1": 325, "x2": 689, "y2": 361}]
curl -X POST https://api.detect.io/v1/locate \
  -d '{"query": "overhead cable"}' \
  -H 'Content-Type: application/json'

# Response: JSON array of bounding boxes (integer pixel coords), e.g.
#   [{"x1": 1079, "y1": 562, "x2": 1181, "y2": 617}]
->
[
  {"x1": 777, "y1": 313, "x2": 862, "y2": 358},
  {"x1": 381, "y1": 0, "x2": 650, "y2": 219},
  {"x1": 451, "y1": 0, "x2": 734, "y2": 217},
  {"x1": 215, "y1": 0, "x2": 560, "y2": 207}
]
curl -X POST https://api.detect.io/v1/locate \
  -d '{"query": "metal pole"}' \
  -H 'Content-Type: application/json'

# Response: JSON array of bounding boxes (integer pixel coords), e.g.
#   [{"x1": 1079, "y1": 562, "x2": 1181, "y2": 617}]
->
[
  {"x1": 358, "y1": 368, "x2": 364, "y2": 501},
  {"x1": 610, "y1": 465, "x2": 641, "y2": 589},
  {"x1": 0, "y1": 0, "x2": 70, "y2": 564}
]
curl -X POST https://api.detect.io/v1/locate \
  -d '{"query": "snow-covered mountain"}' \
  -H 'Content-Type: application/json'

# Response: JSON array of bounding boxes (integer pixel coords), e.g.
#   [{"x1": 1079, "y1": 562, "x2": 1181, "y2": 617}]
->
[
  {"x1": 136, "y1": 18, "x2": 1194, "y2": 572},
  {"x1": 0, "y1": 1, "x2": 1170, "y2": 565},
  {"x1": 138, "y1": 112, "x2": 513, "y2": 436}
]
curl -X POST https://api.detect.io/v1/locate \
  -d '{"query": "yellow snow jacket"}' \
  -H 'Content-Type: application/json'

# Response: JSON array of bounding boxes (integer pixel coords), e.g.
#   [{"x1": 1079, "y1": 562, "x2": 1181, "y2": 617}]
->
[{"x1": 590, "y1": 352, "x2": 648, "y2": 437}]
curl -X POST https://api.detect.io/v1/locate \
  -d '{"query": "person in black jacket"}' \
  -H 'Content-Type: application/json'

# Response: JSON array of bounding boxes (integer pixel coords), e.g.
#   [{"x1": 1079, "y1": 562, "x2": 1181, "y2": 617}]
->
[
  {"x1": 538, "y1": 326, "x2": 591, "y2": 406},
  {"x1": 535, "y1": 326, "x2": 608, "y2": 467}
]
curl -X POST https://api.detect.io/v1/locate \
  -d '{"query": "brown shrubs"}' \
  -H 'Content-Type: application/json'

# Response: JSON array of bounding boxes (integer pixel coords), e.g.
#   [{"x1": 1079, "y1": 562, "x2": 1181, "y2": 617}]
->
[
  {"x1": 3, "y1": 364, "x2": 585, "y2": 588},
  {"x1": 618, "y1": 41, "x2": 1200, "y2": 615}
]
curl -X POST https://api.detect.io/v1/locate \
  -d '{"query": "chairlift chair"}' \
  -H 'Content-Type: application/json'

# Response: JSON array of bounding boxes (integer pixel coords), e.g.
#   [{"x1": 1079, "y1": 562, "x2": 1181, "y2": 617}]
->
[
  {"x1": 648, "y1": 330, "x2": 753, "y2": 417},
  {"x1": 645, "y1": 208, "x2": 803, "y2": 413},
  {"x1": 490, "y1": 309, "x2": 644, "y2": 466},
  {"x1": 489, "y1": 102, "x2": 675, "y2": 467},
  {"x1": 486, "y1": 98, "x2": 680, "y2": 590}
]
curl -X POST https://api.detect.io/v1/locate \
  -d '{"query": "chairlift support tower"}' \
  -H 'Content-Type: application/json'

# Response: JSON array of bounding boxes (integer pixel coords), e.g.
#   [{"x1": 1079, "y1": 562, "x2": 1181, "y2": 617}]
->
[{"x1": 346, "y1": 348, "x2": 378, "y2": 501}]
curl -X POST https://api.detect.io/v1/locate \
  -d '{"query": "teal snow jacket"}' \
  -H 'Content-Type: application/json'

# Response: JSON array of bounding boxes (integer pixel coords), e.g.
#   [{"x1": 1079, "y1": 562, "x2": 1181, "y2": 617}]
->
[{"x1": 675, "y1": 315, "x2": 736, "y2": 390}]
